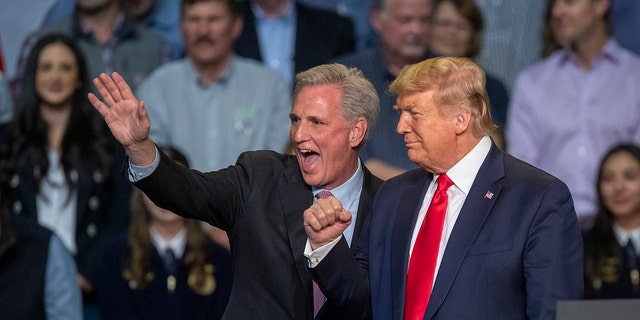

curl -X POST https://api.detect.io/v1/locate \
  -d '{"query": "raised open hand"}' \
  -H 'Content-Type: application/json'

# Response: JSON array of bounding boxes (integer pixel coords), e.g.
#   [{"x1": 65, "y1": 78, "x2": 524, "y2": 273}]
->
[{"x1": 88, "y1": 72, "x2": 150, "y2": 148}]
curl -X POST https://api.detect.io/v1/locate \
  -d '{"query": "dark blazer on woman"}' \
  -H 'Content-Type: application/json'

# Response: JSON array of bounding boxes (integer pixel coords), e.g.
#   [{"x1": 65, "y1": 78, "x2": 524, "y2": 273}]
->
[{"x1": 7, "y1": 145, "x2": 131, "y2": 293}]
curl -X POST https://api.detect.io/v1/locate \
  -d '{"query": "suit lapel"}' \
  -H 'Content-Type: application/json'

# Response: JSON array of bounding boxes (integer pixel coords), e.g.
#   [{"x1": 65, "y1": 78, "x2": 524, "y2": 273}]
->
[
  {"x1": 278, "y1": 167, "x2": 314, "y2": 293},
  {"x1": 352, "y1": 165, "x2": 382, "y2": 245},
  {"x1": 391, "y1": 170, "x2": 433, "y2": 319},
  {"x1": 425, "y1": 145, "x2": 505, "y2": 319}
]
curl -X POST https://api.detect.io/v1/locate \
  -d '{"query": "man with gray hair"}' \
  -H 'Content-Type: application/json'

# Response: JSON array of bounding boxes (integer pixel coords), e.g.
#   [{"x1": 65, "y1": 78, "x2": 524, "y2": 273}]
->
[{"x1": 88, "y1": 63, "x2": 382, "y2": 319}]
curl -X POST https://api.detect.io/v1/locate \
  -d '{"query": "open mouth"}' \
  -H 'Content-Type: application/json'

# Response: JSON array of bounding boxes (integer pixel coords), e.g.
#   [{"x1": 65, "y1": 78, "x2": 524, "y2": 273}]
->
[{"x1": 298, "y1": 149, "x2": 320, "y2": 170}]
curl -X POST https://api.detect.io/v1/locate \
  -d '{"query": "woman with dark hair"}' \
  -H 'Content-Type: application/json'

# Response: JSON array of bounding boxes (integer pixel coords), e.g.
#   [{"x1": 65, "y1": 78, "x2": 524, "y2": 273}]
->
[
  {"x1": 96, "y1": 146, "x2": 232, "y2": 319},
  {"x1": 584, "y1": 143, "x2": 640, "y2": 299},
  {"x1": 0, "y1": 33, "x2": 131, "y2": 308}
]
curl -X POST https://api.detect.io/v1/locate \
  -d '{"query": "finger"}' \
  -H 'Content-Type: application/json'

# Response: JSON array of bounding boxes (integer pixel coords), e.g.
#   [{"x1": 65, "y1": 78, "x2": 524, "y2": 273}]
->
[
  {"x1": 316, "y1": 199, "x2": 342, "y2": 223},
  {"x1": 94, "y1": 74, "x2": 117, "y2": 107},
  {"x1": 102, "y1": 72, "x2": 123, "y2": 103},
  {"x1": 112, "y1": 72, "x2": 137, "y2": 102},
  {"x1": 338, "y1": 210, "x2": 352, "y2": 224},
  {"x1": 138, "y1": 100, "x2": 148, "y2": 118},
  {"x1": 316, "y1": 197, "x2": 343, "y2": 212},
  {"x1": 88, "y1": 93, "x2": 109, "y2": 118},
  {"x1": 303, "y1": 212, "x2": 322, "y2": 231}
]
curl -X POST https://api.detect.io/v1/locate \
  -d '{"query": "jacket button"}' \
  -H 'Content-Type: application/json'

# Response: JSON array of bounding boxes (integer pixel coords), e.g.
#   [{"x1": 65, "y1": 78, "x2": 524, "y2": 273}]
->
[
  {"x1": 87, "y1": 223, "x2": 97, "y2": 238},
  {"x1": 88, "y1": 196, "x2": 100, "y2": 210},
  {"x1": 13, "y1": 201, "x2": 22, "y2": 213}
]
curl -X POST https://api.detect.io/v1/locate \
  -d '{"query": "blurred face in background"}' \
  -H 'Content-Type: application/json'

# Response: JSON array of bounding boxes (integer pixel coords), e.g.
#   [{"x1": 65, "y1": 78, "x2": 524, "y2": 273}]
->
[
  {"x1": 599, "y1": 150, "x2": 640, "y2": 226},
  {"x1": 372, "y1": 0, "x2": 433, "y2": 60},
  {"x1": 551, "y1": 0, "x2": 607, "y2": 46},
  {"x1": 431, "y1": 0, "x2": 473, "y2": 57},
  {"x1": 36, "y1": 43, "x2": 79, "y2": 109},
  {"x1": 181, "y1": 1, "x2": 242, "y2": 67}
]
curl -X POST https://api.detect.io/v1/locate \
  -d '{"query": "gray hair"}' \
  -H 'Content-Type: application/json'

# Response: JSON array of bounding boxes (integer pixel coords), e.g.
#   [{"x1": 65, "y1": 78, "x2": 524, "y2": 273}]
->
[{"x1": 293, "y1": 64, "x2": 380, "y2": 145}]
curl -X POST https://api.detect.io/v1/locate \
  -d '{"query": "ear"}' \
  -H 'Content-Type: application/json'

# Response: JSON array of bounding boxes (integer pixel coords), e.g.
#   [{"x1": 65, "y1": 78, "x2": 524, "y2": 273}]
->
[
  {"x1": 371, "y1": 9, "x2": 384, "y2": 35},
  {"x1": 594, "y1": 0, "x2": 610, "y2": 18},
  {"x1": 231, "y1": 16, "x2": 244, "y2": 40},
  {"x1": 349, "y1": 117, "x2": 368, "y2": 148},
  {"x1": 453, "y1": 110, "x2": 472, "y2": 135}
]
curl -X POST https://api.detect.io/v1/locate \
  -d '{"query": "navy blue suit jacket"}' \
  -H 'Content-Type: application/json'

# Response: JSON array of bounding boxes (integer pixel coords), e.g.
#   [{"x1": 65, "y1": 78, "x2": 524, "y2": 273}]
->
[{"x1": 312, "y1": 142, "x2": 584, "y2": 320}]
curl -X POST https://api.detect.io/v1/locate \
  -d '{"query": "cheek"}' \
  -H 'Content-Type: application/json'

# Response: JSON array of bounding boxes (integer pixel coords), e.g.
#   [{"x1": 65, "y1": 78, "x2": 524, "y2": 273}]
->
[
  {"x1": 600, "y1": 184, "x2": 615, "y2": 201},
  {"x1": 63, "y1": 73, "x2": 78, "y2": 89},
  {"x1": 629, "y1": 181, "x2": 640, "y2": 198}
]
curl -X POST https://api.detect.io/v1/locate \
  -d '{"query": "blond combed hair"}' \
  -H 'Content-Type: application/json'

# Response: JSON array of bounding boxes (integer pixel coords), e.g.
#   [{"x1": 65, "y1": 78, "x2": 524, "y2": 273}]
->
[{"x1": 389, "y1": 57, "x2": 497, "y2": 137}]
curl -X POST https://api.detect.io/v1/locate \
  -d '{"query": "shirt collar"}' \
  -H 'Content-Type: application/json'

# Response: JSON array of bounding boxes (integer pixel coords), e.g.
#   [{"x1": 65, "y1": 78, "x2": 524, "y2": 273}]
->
[
  {"x1": 312, "y1": 159, "x2": 364, "y2": 210},
  {"x1": 613, "y1": 223, "x2": 640, "y2": 253},
  {"x1": 556, "y1": 38, "x2": 622, "y2": 67},
  {"x1": 186, "y1": 56, "x2": 234, "y2": 88},
  {"x1": 443, "y1": 136, "x2": 492, "y2": 195},
  {"x1": 252, "y1": 1, "x2": 295, "y2": 20},
  {"x1": 150, "y1": 226, "x2": 188, "y2": 259}
]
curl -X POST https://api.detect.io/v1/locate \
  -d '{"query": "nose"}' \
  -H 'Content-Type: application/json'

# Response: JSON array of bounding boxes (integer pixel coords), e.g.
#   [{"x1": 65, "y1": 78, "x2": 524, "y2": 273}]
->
[
  {"x1": 552, "y1": 1, "x2": 565, "y2": 18},
  {"x1": 396, "y1": 113, "x2": 411, "y2": 134},
  {"x1": 196, "y1": 20, "x2": 210, "y2": 36},
  {"x1": 396, "y1": 112, "x2": 410, "y2": 135},
  {"x1": 291, "y1": 121, "x2": 308, "y2": 143},
  {"x1": 612, "y1": 177, "x2": 626, "y2": 192}
]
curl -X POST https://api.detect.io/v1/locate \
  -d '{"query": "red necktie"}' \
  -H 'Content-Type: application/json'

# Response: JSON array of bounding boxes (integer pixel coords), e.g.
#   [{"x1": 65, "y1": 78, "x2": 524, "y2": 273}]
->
[
  {"x1": 312, "y1": 190, "x2": 333, "y2": 315},
  {"x1": 404, "y1": 174, "x2": 454, "y2": 320}
]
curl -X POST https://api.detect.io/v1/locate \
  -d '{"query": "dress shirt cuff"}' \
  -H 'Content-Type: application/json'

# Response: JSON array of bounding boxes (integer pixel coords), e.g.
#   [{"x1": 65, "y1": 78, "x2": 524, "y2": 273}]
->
[
  {"x1": 304, "y1": 235, "x2": 342, "y2": 268},
  {"x1": 128, "y1": 147, "x2": 160, "y2": 182}
]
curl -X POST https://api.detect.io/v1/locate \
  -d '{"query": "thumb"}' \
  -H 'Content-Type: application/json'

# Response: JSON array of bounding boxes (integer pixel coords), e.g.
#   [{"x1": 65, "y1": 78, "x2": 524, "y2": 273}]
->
[{"x1": 338, "y1": 210, "x2": 352, "y2": 224}]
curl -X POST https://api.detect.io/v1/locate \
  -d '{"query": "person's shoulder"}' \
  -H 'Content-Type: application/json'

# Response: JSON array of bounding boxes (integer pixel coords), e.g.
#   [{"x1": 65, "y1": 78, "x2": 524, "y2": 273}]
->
[
  {"x1": 236, "y1": 150, "x2": 300, "y2": 176},
  {"x1": 512, "y1": 51, "x2": 565, "y2": 91},
  {"x1": 137, "y1": 59, "x2": 189, "y2": 90},
  {"x1": 143, "y1": 59, "x2": 188, "y2": 80},
  {"x1": 615, "y1": 41, "x2": 640, "y2": 68},
  {"x1": 333, "y1": 48, "x2": 377, "y2": 65},
  {"x1": 238, "y1": 150, "x2": 295, "y2": 164},
  {"x1": 296, "y1": 2, "x2": 352, "y2": 25},
  {"x1": 232, "y1": 56, "x2": 287, "y2": 82},
  {"x1": 502, "y1": 151, "x2": 568, "y2": 191},
  {"x1": 39, "y1": 16, "x2": 74, "y2": 35}
]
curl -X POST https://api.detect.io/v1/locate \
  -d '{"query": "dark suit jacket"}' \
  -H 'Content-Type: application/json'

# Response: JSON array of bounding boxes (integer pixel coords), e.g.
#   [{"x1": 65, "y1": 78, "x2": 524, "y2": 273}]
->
[
  {"x1": 313, "y1": 142, "x2": 584, "y2": 320},
  {"x1": 135, "y1": 150, "x2": 382, "y2": 319},
  {"x1": 234, "y1": 1, "x2": 356, "y2": 76}
]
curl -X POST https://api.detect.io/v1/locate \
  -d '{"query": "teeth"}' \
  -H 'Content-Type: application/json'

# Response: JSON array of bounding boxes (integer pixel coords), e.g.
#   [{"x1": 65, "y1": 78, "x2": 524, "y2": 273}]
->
[{"x1": 300, "y1": 149, "x2": 311, "y2": 154}]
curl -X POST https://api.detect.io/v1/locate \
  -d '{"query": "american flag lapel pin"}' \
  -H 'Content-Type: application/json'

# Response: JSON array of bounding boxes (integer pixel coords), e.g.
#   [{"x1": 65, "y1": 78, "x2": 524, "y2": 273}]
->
[{"x1": 484, "y1": 191, "x2": 494, "y2": 200}]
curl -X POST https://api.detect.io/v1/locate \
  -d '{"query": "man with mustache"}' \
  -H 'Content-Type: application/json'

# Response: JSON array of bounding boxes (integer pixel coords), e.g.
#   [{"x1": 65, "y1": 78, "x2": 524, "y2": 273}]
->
[
  {"x1": 134, "y1": 0, "x2": 292, "y2": 249},
  {"x1": 136, "y1": 0, "x2": 291, "y2": 173}
]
